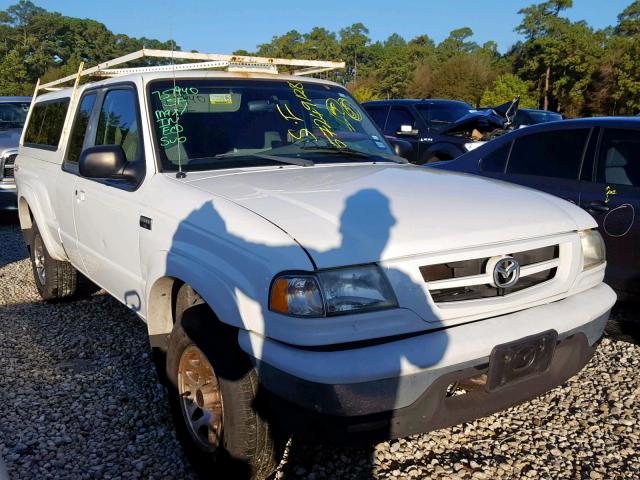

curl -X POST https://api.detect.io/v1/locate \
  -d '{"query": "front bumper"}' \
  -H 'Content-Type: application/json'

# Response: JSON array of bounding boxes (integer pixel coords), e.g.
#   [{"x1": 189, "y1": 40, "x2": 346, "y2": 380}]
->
[
  {"x1": 0, "y1": 182, "x2": 17, "y2": 210},
  {"x1": 240, "y1": 283, "x2": 615, "y2": 443}
]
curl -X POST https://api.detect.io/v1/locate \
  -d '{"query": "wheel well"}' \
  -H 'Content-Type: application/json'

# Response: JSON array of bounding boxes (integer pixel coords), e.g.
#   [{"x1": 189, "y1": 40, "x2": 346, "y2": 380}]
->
[
  {"x1": 147, "y1": 276, "x2": 182, "y2": 342},
  {"x1": 17, "y1": 197, "x2": 33, "y2": 251}
]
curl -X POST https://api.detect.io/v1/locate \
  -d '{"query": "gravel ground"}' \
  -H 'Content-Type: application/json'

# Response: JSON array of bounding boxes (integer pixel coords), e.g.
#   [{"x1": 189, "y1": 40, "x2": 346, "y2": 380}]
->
[{"x1": 1, "y1": 211, "x2": 639, "y2": 479}]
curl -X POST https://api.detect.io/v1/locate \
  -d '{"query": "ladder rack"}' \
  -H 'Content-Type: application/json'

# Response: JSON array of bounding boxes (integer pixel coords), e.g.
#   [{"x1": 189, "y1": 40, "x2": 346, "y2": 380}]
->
[{"x1": 37, "y1": 49, "x2": 346, "y2": 92}]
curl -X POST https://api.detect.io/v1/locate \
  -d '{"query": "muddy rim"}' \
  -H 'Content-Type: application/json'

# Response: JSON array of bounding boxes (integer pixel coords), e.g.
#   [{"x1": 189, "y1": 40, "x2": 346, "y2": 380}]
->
[
  {"x1": 33, "y1": 234, "x2": 46, "y2": 285},
  {"x1": 178, "y1": 345, "x2": 223, "y2": 452}
]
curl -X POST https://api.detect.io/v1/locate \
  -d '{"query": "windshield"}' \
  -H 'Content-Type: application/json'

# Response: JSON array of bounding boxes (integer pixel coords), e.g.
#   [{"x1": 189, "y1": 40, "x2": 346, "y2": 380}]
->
[
  {"x1": 148, "y1": 79, "x2": 394, "y2": 171},
  {"x1": 415, "y1": 103, "x2": 474, "y2": 132},
  {"x1": 0, "y1": 102, "x2": 30, "y2": 129}
]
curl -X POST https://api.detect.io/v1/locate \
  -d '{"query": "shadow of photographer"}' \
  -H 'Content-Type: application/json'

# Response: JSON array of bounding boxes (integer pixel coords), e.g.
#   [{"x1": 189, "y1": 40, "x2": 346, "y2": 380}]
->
[{"x1": 166, "y1": 187, "x2": 448, "y2": 479}]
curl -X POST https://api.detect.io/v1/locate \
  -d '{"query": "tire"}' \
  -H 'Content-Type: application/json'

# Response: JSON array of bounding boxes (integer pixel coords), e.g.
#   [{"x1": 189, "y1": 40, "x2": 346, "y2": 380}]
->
[
  {"x1": 29, "y1": 222, "x2": 78, "y2": 300},
  {"x1": 165, "y1": 285, "x2": 284, "y2": 480}
]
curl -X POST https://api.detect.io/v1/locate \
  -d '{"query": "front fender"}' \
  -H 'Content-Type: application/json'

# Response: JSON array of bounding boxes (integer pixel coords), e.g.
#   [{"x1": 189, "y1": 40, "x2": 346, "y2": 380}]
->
[
  {"x1": 145, "y1": 249, "x2": 256, "y2": 336},
  {"x1": 17, "y1": 183, "x2": 67, "y2": 261}
]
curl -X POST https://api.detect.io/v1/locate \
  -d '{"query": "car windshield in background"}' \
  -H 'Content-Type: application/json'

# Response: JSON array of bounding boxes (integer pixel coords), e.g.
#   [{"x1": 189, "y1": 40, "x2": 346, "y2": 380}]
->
[
  {"x1": 0, "y1": 102, "x2": 30, "y2": 129},
  {"x1": 415, "y1": 103, "x2": 475, "y2": 132},
  {"x1": 527, "y1": 111, "x2": 563, "y2": 124},
  {"x1": 148, "y1": 79, "x2": 395, "y2": 172}
]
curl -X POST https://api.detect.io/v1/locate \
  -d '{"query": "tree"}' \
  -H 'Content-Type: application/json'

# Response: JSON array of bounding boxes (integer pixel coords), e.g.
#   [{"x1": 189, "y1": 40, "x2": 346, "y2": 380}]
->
[
  {"x1": 616, "y1": 0, "x2": 640, "y2": 36},
  {"x1": 0, "y1": 2, "x2": 179, "y2": 95},
  {"x1": 427, "y1": 54, "x2": 497, "y2": 106},
  {"x1": 256, "y1": 30, "x2": 303, "y2": 58},
  {"x1": 0, "y1": 48, "x2": 28, "y2": 95},
  {"x1": 480, "y1": 73, "x2": 537, "y2": 107},
  {"x1": 436, "y1": 27, "x2": 479, "y2": 61},
  {"x1": 338, "y1": 23, "x2": 370, "y2": 84},
  {"x1": 515, "y1": 0, "x2": 573, "y2": 110}
]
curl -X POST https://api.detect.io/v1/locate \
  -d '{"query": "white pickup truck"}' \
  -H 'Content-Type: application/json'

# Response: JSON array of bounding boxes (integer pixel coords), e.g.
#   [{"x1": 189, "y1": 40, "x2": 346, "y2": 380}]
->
[{"x1": 15, "y1": 53, "x2": 615, "y2": 479}]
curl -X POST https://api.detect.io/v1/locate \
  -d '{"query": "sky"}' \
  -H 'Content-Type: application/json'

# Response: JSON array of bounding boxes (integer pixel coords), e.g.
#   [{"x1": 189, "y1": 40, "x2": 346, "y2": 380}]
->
[{"x1": 0, "y1": 0, "x2": 632, "y2": 55}]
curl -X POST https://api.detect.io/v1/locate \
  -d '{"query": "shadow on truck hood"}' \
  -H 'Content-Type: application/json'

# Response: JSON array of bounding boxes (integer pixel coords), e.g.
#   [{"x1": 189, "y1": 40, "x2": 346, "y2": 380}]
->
[{"x1": 184, "y1": 164, "x2": 595, "y2": 269}]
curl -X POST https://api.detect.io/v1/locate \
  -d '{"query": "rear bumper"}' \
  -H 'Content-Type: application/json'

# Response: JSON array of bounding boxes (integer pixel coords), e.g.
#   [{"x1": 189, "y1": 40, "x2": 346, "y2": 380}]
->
[{"x1": 240, "y1": 283, "x2": 615, "y2": 443}]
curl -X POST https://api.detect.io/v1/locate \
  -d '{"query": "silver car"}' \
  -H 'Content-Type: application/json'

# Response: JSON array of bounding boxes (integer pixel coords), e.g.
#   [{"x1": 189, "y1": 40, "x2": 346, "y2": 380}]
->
[{"x1": 0, "y1": 96, "x2": 31, "y2": 210}]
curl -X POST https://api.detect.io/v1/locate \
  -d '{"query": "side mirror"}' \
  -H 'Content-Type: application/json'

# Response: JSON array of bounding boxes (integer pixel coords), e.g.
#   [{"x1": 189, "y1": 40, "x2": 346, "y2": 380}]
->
[
  {"x1": 79, "y1": 145, "x2": 127, "y2": 179},
  {"x1": 388, "y1": 138, "x2": 414, "y2": 160},
  {"x1": 396, "y1": 125, "x2": 419, "y2": 137}
]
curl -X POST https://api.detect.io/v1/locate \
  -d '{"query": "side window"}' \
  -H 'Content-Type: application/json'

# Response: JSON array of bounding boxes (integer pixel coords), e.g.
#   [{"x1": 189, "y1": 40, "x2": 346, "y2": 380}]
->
[
  {"x1": 66, "y1": 93, "x2": 97, "y2": 163},
  {"x1": 507, "y1": 129, "x2": 589, "y2": 179},
  {"x1": 94, "y1": 89, "x2": 140, "y2": 162},
  {"x1": 579, "y1": 128, "x2": 598, "y2": 182},
  {"x1": 384, "y1": 107, "x2": 417, "y2": 136},
  {"x1": 597, "y1": 128, "x2": 640, "y2": 187},
  {"x1": 24, "y1": 99, "x2": 70, "y2": 149},
  {"x1": 364, "y1": 106, "x2": 389, "y2": 130},
  {"x1": 481, "y1": 141, "x2": 512, "y2": 173}
]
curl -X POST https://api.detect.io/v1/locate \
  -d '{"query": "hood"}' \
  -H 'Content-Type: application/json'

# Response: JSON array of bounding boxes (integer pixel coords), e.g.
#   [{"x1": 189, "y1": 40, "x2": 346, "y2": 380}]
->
[
  {"x1": 182, "y1": 164, "x2": 595, "y2": 269},
  {"x1": 0, "y1": 128, "x2": 21, "y2": 152},
  {"x1": 439, "y1": 109, "x2": 505, "y2": 135}
]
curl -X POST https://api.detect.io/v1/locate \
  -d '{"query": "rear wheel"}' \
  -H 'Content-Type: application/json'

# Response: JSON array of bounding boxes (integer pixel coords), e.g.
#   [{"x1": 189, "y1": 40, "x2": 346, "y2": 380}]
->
[
  {"x1": 29, "y1": 222, "x2": 78, "y2": 300},
  {"x1": 166, "y1": 285, "x2": 284, "y2": 479}
]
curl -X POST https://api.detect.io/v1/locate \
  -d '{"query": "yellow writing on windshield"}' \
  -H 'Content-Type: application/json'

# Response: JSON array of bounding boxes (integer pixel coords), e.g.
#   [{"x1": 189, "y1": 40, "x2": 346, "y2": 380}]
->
[
  {"x1": 326, "y1": 98, "x2": 362, "y2": 132},
  {"x1": 277, "y1": 82, "x2": 347, "y2": 148}
]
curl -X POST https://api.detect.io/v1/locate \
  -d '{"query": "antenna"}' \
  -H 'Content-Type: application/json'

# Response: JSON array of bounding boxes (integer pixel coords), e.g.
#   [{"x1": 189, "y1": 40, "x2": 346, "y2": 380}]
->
[{"x1": 167, "y1": 13, "x2": 185, "y2": 179}]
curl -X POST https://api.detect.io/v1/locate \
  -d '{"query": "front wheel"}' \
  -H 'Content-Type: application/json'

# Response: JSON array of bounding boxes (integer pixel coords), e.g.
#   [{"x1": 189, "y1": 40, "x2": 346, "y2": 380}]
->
[
  {"x1": 29, "y1": 222, "x2": 78, "y2": 300},
  {"x1": 166, "y1": 285, "x2": 284, "y2": 479}
]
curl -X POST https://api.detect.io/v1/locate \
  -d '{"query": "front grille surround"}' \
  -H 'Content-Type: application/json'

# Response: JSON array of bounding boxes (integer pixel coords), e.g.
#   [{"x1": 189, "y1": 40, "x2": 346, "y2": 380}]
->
[
  {"x1": 1, "y1": 152, "x2": 17, "y2": 181},
  {"x1": 422, "y1": 244, "x2": 561, "y2": 304}
]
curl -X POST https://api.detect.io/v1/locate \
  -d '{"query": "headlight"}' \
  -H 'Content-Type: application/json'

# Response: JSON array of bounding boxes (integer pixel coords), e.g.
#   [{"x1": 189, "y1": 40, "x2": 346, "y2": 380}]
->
[
  {"x1": 464, "y1": 141, "x2": 486, "y2": 152},
  {"x1": 269, "y1": 265, "x2": 398, "y2": 317},
  {"x1": 579, "y1": 229, "x2": 606, "y2": 269}
]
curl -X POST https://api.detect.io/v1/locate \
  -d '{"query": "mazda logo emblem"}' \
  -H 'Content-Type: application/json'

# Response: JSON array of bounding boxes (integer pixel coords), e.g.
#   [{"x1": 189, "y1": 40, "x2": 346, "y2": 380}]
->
[{"x1": 493, "y1": 256, "x2": 520, "y2": 288}]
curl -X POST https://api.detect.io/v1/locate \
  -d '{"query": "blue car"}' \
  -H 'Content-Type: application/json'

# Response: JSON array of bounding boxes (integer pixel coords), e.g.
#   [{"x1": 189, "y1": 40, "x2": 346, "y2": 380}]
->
[{"x1": 432, "y1": 117, "x2": 640, "y2": 298}]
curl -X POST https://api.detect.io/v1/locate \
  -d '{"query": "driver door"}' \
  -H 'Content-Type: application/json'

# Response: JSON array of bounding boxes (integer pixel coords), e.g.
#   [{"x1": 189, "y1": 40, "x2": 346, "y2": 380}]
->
[{"x1": 73, "y1": 86, "x2": 146, "y2": 312}]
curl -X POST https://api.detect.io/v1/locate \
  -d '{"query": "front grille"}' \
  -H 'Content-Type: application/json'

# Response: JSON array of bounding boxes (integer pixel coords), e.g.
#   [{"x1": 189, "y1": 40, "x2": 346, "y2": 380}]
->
[
  {"x1": 422, "y1": 245, "x2": 560, "y2": 303},
  {"x1": 1, "y1": 153, "x2": 16, "y2": 180}
]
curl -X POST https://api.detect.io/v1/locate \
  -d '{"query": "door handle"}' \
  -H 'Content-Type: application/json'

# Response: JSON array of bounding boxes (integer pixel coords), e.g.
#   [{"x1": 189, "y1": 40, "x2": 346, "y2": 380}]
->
[
  {"x1": 76, "y1": 189, "x2": 86, "y2": 202},
  {"x1": 585, "y1": 201, "x2": 610, "y2": 213}
]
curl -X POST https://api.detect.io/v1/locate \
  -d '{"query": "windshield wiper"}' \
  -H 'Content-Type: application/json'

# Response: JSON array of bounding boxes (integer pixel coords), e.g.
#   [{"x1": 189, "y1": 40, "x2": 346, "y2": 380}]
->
[
  {"x1": 253, "y1": 153, "x2": 314, "y2": 167},
  {"x1": 301, "y1": 145, "x2": 407, "y2": 164},
  {"x1": 300, "y1": 145, "x2": 408, "y2": 164},
  {"x1": 212, "y1": 152, "x2": 313, "y2": 167},
  {"x1": 299, "y1": 145, "x2": 371, "y2": 158}
]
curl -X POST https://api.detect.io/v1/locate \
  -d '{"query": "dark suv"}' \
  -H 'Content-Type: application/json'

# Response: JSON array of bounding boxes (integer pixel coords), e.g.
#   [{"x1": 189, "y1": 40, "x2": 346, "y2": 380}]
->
[
  {"x1": 0, "y1": 96, "x2": 31, "y2": 210},
  {"x1": 362, "y1": 99, "x2": 504, "y2": 164},
  {"x1": 432, "y1": 117, "x2": 640, "y2": 297}
]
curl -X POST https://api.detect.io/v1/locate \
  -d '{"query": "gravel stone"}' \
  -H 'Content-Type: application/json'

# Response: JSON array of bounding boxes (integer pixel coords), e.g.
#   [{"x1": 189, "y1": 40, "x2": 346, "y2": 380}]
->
[{"x1": 1, "y1": 212, "x2": 639, "y2": 479}]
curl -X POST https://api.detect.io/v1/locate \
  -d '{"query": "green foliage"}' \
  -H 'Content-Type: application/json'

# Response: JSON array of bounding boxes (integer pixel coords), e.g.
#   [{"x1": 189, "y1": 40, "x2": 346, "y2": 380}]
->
[
  {"x1": 0, "y1": 0, "x2": 178, "y2": 95},
  {"x1": 0, "y1": 0, "x2": 638, "y2": 117},
  {"x1": 481, "y1": 74, "x2": 537, "y2": 108},
  {"x1": 616, "y1": 0, "x2": 640, "y2": 36},
  {"x1": 436, "y1": 27, "x2": 479, "y2": 61}
]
